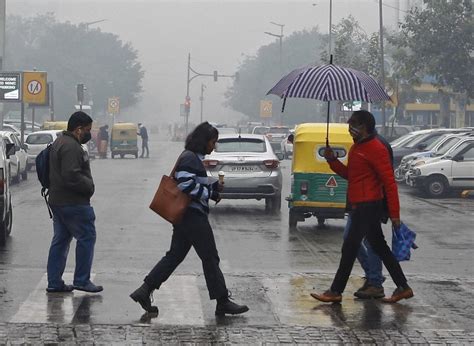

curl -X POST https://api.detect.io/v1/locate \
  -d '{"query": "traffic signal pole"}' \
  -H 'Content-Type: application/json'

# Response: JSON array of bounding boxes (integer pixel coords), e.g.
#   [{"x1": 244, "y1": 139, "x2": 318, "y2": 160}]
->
[{"x1": 185, "y1": 53, "x2": 238, "y2": 136}]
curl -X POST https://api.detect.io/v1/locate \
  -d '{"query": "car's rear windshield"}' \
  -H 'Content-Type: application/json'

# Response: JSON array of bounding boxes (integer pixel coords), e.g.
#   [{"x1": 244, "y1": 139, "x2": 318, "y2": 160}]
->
[
  {"x1": 268, "y1": 127, "x2": 290, "y2": 134},
  {"x1": 216, "y1": 138, "x2": 266, "y2": 152},
  {"x1": 26, "y1": 134, "x2": 53, "y2": 144}
]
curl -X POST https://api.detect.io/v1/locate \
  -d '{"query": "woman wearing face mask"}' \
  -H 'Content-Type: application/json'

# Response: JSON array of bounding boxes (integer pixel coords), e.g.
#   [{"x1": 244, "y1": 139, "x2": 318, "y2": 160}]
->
[
  {"x1": 46, "y1": 111, "x2": 103, "y2": 294},
  {"x1": 130, "y1": 122, "x2": 249, "y2": 316},
  {"x1": 311, "y1": 110, "x2": 413, "y2": 304}
]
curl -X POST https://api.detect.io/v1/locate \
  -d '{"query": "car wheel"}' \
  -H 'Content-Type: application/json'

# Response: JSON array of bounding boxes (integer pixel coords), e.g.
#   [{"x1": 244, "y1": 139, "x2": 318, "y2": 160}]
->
[
  {"x1": 425, "y1": 176, "x2": 448, "y2": 198},
  {"x1": 5, "y1": 204, "x2": 12, "y2": 236},
  {"x1": 120, "y1": 154, "x2": 124, "y2": 159},
  {"x1": 289, "y1": 210, "x2": 298, "y2": 229},
  {"x1": 271, "y1": 194, "x2": 281, "y2": 213},
  {"x1": 394, "y1": 168, "x2": 405, "y2": 182},
  {"x1": 0, "y1": 204, "x2": 11, "y2": 245},
  {"x1": 21, "y1": 169, "x2": 28, "y2": 181},
  {"x1": 317, "y1": 217, "x2": 326, "y2": 228}
]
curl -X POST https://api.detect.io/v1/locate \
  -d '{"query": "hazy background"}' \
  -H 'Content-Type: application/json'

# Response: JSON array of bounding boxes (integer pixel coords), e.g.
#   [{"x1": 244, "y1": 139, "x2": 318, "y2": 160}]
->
[{"x1": 7, "y1": 0, "x2": 407, "y2": 127}]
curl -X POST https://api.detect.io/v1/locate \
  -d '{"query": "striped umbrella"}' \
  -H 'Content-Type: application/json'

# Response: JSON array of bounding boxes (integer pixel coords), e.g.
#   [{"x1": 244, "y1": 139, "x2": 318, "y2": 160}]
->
[{"x1": 267, "y1": 62, "x2": 391, "y2": 145}]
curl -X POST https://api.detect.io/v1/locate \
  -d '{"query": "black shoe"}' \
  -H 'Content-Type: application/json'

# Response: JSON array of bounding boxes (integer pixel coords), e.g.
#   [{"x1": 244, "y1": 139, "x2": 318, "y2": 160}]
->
[
  {"x1": 130, "y1": 284, "x2": 159, "y2": 314},
  {"x1": 46, "y1": 284, "x2": 74, "y2": 293},
  {"x1": 73, "y1": 282, "x2": 103, "y2": 293},
  {"x1": 215, "y1": 299, "x2": 249, "y2": 316}
]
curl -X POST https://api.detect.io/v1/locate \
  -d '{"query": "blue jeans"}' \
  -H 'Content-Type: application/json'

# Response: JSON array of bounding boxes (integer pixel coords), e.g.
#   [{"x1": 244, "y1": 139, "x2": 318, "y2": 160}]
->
[
  {"x1": 343, "y1": 212, "x2": 384, "y2": 288},
  {"x1": 47, "y1": 205, "x2": 96, "y2": 288}
]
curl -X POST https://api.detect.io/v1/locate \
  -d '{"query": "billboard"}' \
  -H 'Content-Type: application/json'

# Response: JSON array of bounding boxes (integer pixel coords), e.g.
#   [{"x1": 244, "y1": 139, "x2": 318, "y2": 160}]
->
[{"x1": 0, "y1": 72, "x2": 22, "y2": 102}]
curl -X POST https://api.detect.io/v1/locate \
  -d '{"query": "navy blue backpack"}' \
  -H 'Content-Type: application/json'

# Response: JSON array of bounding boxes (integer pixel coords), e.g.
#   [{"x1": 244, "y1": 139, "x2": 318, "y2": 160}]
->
[{"x1": 36, "y1": 144, "x2": 53, "y2": 218}]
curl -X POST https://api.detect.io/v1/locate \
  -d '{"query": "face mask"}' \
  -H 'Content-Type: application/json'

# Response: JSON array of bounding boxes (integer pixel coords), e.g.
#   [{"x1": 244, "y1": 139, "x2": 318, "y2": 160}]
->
[
  {"x1": 81, "y1": 132, "x2": 92, "y2": 144},
  {"x1": 349, "y1": 124, "x2": 363, "y2": 141}
]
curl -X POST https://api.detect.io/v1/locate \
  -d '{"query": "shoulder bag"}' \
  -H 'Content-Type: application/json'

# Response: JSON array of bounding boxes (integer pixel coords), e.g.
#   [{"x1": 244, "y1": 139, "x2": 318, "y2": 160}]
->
[{"x1": 149, "y1": 153, "x2": 191, "y2": 224}]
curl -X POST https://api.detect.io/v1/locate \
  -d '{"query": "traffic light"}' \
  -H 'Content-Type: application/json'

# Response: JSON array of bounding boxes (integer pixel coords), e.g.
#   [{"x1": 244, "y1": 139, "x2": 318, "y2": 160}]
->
[
  {"x1": 213, "y1": 71, "x2": 218, "y2": 82},
  {"x1": 76, "y1": 83, "x2": 84, "y2": 103},
  {"x1": 184, "y1": 97, "x2": 191, "y2": 112}
]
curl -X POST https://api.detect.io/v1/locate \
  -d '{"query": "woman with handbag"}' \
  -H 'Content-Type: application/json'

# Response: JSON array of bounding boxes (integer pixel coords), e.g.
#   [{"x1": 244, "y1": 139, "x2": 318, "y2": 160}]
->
[{"x1": 130, "y1": 122, "x2": 249, "y2": 316}]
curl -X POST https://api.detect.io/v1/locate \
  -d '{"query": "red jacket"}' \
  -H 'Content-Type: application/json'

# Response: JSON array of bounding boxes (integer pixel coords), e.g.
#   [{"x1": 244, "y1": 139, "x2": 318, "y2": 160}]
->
[{"x1": 328, "y1": 135, "x2": 400, "y2": 219}]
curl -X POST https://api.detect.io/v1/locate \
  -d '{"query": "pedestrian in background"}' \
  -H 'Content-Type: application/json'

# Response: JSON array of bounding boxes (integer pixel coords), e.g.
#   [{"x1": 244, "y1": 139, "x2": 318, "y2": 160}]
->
[
  {"x1": 137, "y1": 123, "x2": 149, "y2": 158},
  {"x1": 46, "y1": 111, "x2": 103, "y2": 293},
  {"x1": 130, "y1": 122, "x2": 249, "y2": 316},
  {"x1": 311, "y1": 110, "x2": 413, "y2": 304},
  {"x1": 343, "y1": 131, "x2": 394, "y2": 300},
  {"x1": 97, "y1": 125, "x2": 109, "y2": 159}
]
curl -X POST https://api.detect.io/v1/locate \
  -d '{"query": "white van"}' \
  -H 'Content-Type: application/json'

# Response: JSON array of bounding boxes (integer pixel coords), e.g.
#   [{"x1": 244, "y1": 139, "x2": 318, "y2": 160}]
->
[{"x1": 406, "y1": 137, "x2": 474, "y2": 197}]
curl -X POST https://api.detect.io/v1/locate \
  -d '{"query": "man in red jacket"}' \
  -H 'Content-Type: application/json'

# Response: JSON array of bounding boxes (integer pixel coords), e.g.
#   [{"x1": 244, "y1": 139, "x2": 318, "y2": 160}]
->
[{"x1": 311, "y1": 110, "x2": 414, "y2": 303}]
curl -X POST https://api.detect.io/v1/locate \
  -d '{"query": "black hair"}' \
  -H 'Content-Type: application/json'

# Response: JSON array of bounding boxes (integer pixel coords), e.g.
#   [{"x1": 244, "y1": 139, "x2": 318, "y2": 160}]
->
[
  {"x1": 349, "y1": 110, "x2": 376, "y2": 134},
  {"x1": 185, "y1": 122, "x2": 219, "y2": 155},
  {"x1": 67, "y1": 111, "x2": 93, "y2": 131}
]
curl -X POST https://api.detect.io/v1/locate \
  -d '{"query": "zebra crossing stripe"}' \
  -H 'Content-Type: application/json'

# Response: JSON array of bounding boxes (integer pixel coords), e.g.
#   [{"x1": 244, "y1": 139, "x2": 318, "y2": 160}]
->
[{"x1": 10, "y1": 273, "x2": 95, "y2": 323}]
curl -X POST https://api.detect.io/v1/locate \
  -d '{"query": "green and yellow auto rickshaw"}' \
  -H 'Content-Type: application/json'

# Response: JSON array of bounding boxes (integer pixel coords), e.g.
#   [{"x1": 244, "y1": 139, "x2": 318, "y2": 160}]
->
[
  {"x1": 287, "y1": 123, "x2": 353, "y2": 229},
  {"x1": 110, "y1": 122, "x2": 138, "y2": 159}
]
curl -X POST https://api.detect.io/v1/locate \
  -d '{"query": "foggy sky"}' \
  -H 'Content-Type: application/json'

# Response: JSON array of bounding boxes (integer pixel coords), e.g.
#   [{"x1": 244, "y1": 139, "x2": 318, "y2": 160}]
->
[{"x1": 7, "y1": 1, "x2": 406, "y2": 127}]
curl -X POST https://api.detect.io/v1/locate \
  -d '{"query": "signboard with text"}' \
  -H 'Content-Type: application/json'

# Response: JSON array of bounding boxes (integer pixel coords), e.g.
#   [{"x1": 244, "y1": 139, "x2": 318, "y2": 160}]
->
[{"x1": 0, "y1": 72, "x2": 22, "y2": 102}]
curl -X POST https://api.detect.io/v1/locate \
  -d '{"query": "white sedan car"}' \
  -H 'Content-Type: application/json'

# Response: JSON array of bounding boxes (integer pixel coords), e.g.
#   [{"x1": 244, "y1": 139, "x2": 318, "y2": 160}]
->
[
  {"x1": 24, "y1": 130, "x2": 62, "y2": 170},
  {"x1": 0, "y1": 131, "x2": 28, "y2": 183}
]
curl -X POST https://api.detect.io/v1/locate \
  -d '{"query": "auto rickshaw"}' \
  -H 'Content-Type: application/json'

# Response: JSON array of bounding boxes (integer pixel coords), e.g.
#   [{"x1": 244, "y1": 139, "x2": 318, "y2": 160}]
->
[
  {"x1": 110, "y1": 122, "x2": 138, "y2": 159},
  {"x1": 42, "y1": 121, "x2": 68, "y2": 130},
  {"x1": 287, "y1": 123, "x2": 353, "y2": 229}
]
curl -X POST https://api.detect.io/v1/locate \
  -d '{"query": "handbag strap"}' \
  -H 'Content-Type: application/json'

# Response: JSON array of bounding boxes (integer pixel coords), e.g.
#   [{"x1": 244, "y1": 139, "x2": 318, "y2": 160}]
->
[{"x1": 170, "y1": 150, "x2": 201, "y2": 177}]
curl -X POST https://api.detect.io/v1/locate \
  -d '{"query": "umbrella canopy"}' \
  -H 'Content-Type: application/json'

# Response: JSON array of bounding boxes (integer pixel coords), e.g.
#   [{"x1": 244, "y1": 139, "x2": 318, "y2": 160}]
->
[{"x1": 267, "y1": 64, "x2": 390, "y2": 102}]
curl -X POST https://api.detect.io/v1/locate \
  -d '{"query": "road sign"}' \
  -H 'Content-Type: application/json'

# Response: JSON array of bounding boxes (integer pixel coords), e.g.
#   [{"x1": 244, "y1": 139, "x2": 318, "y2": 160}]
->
[
  {"x1": 0, "y1": 72, "x2": 21, "y2": 102},
  {"x1": 22, "y1": 71, "x2": 47, "y2": 104},
  {"x1": 260, "y1": 100, "x2": 272, "y2": 118},
  {"x1": 108, "y1": 97, "x2": 120, "y2": 114}
]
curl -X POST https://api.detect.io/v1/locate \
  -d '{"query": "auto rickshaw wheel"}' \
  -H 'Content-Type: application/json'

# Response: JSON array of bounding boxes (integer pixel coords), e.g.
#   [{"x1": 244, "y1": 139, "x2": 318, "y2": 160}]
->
[
  {"x1": 289, "y1": 210, "x2": 298, "y2": 229},
  {"x1": 120, "y1": 154, "x2": 124, "y2": 159},
  {"x1": 317, "y1": 217, "x2": 326, "y2": 228}
]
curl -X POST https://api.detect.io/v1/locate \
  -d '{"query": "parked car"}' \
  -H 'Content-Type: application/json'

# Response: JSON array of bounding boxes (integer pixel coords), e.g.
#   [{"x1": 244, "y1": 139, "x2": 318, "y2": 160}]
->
[
  {"x1": 0, "y1": 131, "x2": 28, "y2": 183},
  {"x1": 4, "y1": 120, "x2": 41, "y2": 135},
  {"x1": 24, "y1": 130, "x2": 62, "y2": 170},
  {"x1": 203, "y1": 134, "x2": 283, "y2": 213},
  {"x1": 376, "y1": 124, "x2": 417, "y2": 142},
  {"x1": 217, "y1": 127, "x2": 238, "y2": 134},
  {"x1": 0, "y1": 138, "x2": 15, "y2": 245},
  {"x1": 406, "y1": 136, "x2": 474, "y2": 197},
  {"x1": 395, "y1": 132, "x2": 472, "y2": 182},
  {"x1": 1, "y1": 123, "x2": 20, "y2": 135},
  {"x1": 392, "y1": 128, "x2": 469, "y2": 166}
]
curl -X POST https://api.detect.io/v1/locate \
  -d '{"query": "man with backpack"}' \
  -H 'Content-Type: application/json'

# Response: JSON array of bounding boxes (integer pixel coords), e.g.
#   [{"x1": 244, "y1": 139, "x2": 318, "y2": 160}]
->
[{"x1": 45, "y1": 111, "x2": 103, "y2": 293}]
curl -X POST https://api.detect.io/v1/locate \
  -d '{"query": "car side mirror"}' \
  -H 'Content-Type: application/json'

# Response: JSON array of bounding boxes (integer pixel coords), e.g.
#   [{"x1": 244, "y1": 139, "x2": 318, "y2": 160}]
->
[
  {"x1": 276, "y1": 152, "x2": 284, "y2": 161},
  {"x1": 453, "y1": 155, "x2": 464, "y2": 162},
  {"x1": 288, "y1": 134, "x2": 294, "y2": 144},
  {"x1": 6, "y1": 143, "x2": 15, "y2": 158}
]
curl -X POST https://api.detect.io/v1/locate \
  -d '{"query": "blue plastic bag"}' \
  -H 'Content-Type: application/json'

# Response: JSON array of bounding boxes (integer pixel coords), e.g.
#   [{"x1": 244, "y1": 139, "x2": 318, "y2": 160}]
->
[{"x1": 392, "y1": 223, "x2": 418, "y2": 261}]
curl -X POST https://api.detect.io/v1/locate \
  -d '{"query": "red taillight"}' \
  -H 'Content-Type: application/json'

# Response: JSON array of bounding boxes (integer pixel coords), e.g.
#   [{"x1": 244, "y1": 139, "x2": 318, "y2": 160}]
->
[
  {"x1": 300, "y1": 181, "x2": 308, "y2": 195},
  {"x1": 263, "y1": 159, "x2": 279, "y2": 169},
  {"x1": 203, "y1": 160, "x2": 219, "y2": 168}
]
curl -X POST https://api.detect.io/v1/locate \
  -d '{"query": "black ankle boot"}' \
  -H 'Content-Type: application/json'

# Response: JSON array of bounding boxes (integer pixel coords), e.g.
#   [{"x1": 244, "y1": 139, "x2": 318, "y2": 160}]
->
[
  {"x1": 215, "y1": 297, "x2": 249, "y2": 316},
  {"x1": 130, "y1": 282, "x2": 159, "y2": 314}
]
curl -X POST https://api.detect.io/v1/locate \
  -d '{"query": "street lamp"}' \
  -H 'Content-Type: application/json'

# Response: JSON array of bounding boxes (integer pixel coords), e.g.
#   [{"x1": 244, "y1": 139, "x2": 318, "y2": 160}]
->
[{"x1": 264, "y1": 21, "x2": 284, "y2": 72}]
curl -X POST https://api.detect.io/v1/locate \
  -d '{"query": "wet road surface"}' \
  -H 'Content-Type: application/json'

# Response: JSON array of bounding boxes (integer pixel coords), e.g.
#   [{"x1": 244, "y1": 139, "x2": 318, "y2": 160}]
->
[{"x1": 0, "y1": 138, "x2": 473, "y2": 343}]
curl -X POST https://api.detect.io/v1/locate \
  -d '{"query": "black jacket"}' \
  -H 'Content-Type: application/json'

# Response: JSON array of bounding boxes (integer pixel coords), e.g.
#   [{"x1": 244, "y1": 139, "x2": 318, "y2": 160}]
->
[{"x1": 48, "y1": 132, "x2": 95, "y2": 206}]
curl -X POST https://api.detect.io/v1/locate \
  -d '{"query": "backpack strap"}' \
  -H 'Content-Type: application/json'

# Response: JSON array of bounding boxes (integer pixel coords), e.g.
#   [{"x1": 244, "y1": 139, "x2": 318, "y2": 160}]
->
[{"x1": 41, "y1": 187, "x2": 52, "y2": 219}]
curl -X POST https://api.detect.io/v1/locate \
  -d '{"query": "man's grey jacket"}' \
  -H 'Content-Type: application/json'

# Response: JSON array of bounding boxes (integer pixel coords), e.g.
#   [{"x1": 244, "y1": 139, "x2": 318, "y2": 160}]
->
[{"x1": 48, "y1": 131, "x2": 94, "y2": 206}]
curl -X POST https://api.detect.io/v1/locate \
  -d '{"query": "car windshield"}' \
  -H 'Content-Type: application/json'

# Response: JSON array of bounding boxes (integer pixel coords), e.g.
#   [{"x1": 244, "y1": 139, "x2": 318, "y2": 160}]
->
[
  {"x1": 434, "y1": 137, "x2": 463, "y2": 156},
  {"x1": 218, "y1": 128, "x2": 237, "y2": 134},
  {"x1": 216, "y1": 138, "x2": 266, "y2": 152},
  {"x1": 253, "y1": 127, "x2": 268, "y2": 135},
  {"x1": 405, "y1": 133, "x2": 443, "y2": 148},
  {"x1": 426, "y1": 134, "x2": 450, "y2": 151},
  {"x1": 446, "y1": 140, "x2": 474, "y2": 158},
  {"x1": 268, "y1": 127, "x2": 289, "y2": 134},
  {"x1": 26, "y1": 134, "x2": 53, "y2": 144}
]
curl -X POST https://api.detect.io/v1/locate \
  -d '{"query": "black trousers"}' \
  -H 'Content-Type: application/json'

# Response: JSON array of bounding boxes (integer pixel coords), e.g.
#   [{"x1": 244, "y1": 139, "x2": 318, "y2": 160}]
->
[
  {"x1": 330, "y1": 200, "x2": 408, "y2": 294},
  {"x1": 140, "y1": 139, "x2": 149, "y2": 157},
  {"x1": 144, "y1": 208, "x2": 228, "y2": 300}
]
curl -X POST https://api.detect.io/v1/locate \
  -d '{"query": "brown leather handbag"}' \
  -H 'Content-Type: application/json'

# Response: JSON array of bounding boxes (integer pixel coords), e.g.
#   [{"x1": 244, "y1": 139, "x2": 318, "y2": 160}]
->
[{"x1": 149, "y1": 155, "x2": 191, "y2": 224}]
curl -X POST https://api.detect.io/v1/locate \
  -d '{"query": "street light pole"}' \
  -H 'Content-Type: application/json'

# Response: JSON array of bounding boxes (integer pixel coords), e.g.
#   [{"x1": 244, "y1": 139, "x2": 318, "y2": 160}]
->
[
  {"x1": 200, "y1": 83, "x2": 206, "y2": 123},
  {"x1": 186, "y1": 53, "x2": 191, "y2": 135},
  {"x1": 379, "y1": 0, "x2": 386, "y2": 134},
  {"x1": 265, "y1": 22, "x2": 285, "y2": 125}
]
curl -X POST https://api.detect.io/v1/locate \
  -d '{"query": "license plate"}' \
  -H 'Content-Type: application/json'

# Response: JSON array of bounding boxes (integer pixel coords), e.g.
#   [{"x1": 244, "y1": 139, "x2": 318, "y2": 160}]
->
[{"x1": 228, "y1": 165, "x2": 259, "y2": 172}]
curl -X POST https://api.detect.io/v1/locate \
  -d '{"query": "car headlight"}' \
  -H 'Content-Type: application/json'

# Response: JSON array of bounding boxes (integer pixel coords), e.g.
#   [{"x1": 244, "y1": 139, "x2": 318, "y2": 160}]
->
[{"x1": 413, "y1": 168, "x2": 421, "y2": 176}]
